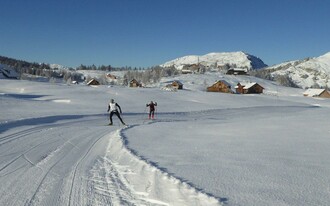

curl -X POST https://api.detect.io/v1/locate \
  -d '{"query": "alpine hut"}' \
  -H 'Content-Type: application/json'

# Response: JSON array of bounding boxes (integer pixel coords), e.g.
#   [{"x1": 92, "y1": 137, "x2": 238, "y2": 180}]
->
[
  {"x1": 129, "y1": 79, "x2": 142, "y2": 87},
  {"x1": 207, "y1": 80, "x2": 233, "y2": 93},
  {"x1": 87, "y1": 78, "x2": 100, "y2": 86},
  {"x1": 303, "y1": 89, "x2": 330, "y2": 98},
  {"x1": 235, "y1": 82, "x2": 264, "y2": 94},
  {"x1": 167, "y1": 80, "x2": 183, "y2": 90}
]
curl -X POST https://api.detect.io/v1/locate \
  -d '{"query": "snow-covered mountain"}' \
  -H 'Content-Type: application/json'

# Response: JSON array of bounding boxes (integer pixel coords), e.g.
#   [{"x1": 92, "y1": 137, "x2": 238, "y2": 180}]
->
[
  {"x1": 265, "y1": 52, "x2": 330, "y2": 89},
  {"x1": 160, "y1": 51, "x2": 267, "y2": 70}
]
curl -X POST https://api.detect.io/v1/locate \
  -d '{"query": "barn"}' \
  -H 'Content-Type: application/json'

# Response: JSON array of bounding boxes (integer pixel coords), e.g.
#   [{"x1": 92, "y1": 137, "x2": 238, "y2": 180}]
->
[
  {"x1": 207, "y1": 80, "x2": 233, "y2": 93},
  {"x1": 303, "y1": 89, "x2": 330, "y2": 98},
  {"x1": 235, "y1": 82, "x2": 264, "y2": 94}
]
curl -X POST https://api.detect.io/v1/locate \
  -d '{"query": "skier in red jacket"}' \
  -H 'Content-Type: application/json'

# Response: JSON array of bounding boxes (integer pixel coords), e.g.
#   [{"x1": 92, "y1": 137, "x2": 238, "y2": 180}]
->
[{"x1": 146, "y1": 101, "x2": 157, "y2": 119}]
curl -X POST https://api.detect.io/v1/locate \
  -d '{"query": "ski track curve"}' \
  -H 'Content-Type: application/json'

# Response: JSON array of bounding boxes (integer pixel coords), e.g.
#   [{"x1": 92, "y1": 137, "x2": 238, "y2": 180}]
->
[
  {"x1": 0, "y1": 114, "x2": 223, "y2": 206},
  {"x1": 87, "y1": 126, "x2": 221, "y2": 206}
]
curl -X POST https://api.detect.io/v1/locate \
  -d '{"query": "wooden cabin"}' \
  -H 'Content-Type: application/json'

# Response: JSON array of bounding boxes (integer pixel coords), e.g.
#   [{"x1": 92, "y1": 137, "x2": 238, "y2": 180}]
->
[
  {"x1": 87, "y1": 78, "x2": 100, "y2": 86},
  {"x1": 303, "y1": 89, "x2": 330, "y2": 98},
  {"x1": 235, "y1": 82, "x2": 264, "y2": 94},
  {"x1": 167, "y1": 80, "x2": 183, "y2": 90},
  {"x1": 207, "y1": 80, "x2": 233, "y2": 93},
  {"x1": 129, "y1": 79, "x2": 142, "y2": 87}
]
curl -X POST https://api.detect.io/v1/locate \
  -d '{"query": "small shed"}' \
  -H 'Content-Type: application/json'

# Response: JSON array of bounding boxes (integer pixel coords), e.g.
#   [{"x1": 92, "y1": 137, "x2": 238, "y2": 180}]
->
[
  {"x1": 207, "y1": 80, "x2": 233, "y2": 93},
  {"x1": 167, "y1": 80, "x2": 183, "y2": 90},
  {"x1": 303, "y1": 89, "x2": 330, "y2": 98},
  {"x1": 87, "y1": 78, "x2": 100, "y2": 86},
  {"x1": 129, "y1": 79, "x2": 142, "y2": 87},
  {"x1": 235, "y1": 82, "x2": 264, "y2": 94}
]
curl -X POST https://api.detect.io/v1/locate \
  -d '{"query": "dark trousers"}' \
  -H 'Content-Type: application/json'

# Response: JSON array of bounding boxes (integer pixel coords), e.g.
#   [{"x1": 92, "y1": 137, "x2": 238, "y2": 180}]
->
[
  {"x1": 110, "y1": 110, "x2": 125, "y2": 124},
  {"x1": 149, "y1": 109, "x2": 155, "y2": 119}
]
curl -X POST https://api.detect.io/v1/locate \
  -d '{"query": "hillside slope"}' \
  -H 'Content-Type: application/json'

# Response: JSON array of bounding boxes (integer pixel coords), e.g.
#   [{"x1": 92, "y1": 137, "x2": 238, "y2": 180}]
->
[{"x1": 265, "y1": 52, "x2": 330, "y2": 88}]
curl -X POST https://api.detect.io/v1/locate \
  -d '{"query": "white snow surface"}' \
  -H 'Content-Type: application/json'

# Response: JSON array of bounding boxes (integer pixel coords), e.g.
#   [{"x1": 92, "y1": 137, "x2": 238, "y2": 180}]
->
[
  {"x1": 1, "y1": 73, "x2": 330, "y2": 206},
  {"x1": 161, "y1": 52, "x2": 266, "y2": 70}
]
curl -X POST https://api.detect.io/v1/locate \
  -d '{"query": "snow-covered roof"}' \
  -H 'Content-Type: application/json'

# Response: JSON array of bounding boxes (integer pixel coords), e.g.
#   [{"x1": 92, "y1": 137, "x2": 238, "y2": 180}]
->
[
  {"x1": 303, "y1": 88, "x2": 326, "y2": 97},
  {"x1": 172, "y1": 80, "x2": 183, "y2": 85},
  {"x1": 87, "y1": 78, "x2": 99, "y2": 85},
  {"x1": 243, "y1": 82, "x2": 258, "y2": 89},
  {"x1": 234, "y1": 82, "x2": 264, "y2": 89},
  {"x1": 215, "y1": 80, "x2": 231, "y2": 86},
  {"x1": 227, "y1": 68, "x2": 247, "y2": 72}
]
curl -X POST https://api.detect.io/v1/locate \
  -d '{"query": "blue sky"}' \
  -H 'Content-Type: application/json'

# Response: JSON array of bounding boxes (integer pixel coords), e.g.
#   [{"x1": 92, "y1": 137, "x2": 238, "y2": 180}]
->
[{"x1": 1, "y1": 0, "x2": 329, "y2": 68}]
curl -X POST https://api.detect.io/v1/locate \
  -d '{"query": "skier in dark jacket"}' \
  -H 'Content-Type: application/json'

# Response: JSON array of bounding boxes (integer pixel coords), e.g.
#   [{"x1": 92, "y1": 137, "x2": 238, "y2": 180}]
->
[
  {"x1": 146, "y1": 101, "x2": 157, "y2": 119},
  {"x1": 107, "y1": 99, "x2": 125, "y2": 125}
]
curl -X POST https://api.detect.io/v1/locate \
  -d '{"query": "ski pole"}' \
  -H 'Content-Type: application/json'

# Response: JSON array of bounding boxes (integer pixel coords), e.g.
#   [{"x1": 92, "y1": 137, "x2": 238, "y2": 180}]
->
[
  {"x1": 155, "y1": 106, "x2": 157, "y2": 120},
  {"x1": 142, "y1": 107, "x2": 147, "y2": 124}
]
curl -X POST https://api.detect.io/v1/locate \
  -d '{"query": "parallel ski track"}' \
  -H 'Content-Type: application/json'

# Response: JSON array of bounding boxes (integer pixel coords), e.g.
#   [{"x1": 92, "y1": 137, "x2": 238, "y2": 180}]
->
[
  {"x1": 26, "y1": 146, "x2": 71, "y2": 206},
  {"x1": 67, "y1": 130, "x2": 110, "y2": 206},
  {"x1": 0, "y1": 138, "x2": 52, "y2": 173},
  {"x1": 24, "y1": 120, "x2": 105, "y2": 206},
  {"x1": 24, "y1": 129, "x2": 79, "y2": 205},
  {"x1": 0, "y1": 125, "x2": 52, "y2": 146},
  {"x1": 0, "y1": 118, "x2": 91, "y2": 146},
  {"x1": 0, "y1": 115, "x2": 110, "y2": 206},
  {"x1": 0, "y1": 118, "x2": 94, "y2": 174}
]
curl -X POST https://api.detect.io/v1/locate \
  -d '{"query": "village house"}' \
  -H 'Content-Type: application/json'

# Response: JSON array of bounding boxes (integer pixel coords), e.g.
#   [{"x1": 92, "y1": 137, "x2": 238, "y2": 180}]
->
[
  {"x1": 235, "y1": 82, "x2": 264, "y2": 94},
  {"x1": 129, "y1": 79, "x2": 142, "y2": 87},
  {"x1": 207, "y1": 80, "x2": 233, "y2": 93},
  {"x1": 87, "y1": 78, "x2": 100, "y2": 86},
  {"x1": 166, "y1": 80, "x2": 183, "y2": 90},
  {"x1": 303, "y1": 88, "x2": 330, "y2": 98}
]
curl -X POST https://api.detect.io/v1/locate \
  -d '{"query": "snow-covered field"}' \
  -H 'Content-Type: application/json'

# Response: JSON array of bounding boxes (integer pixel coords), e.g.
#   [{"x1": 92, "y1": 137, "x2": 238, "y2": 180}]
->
[{"x1": 1, "y1": 73, "x2": 330, "y2": 206}]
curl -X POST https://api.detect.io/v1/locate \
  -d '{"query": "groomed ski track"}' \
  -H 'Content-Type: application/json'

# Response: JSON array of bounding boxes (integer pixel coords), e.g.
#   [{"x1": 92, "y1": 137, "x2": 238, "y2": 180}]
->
[{"x1": 0, "y1": 113, "x2": 221, "y2": 206}]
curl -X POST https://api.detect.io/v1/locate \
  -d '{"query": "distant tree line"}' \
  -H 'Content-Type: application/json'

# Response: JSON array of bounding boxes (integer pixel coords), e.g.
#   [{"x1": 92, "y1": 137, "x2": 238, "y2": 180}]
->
[
  {"x1": 0, "y1": 55, "x2": 179, "y2": 85},
  {"x1": 0, "y1": 55, "x2": 52, "y2": 71},
  {"x1": 76, "y1": 64, "x2": 145, "y2": 71}
]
